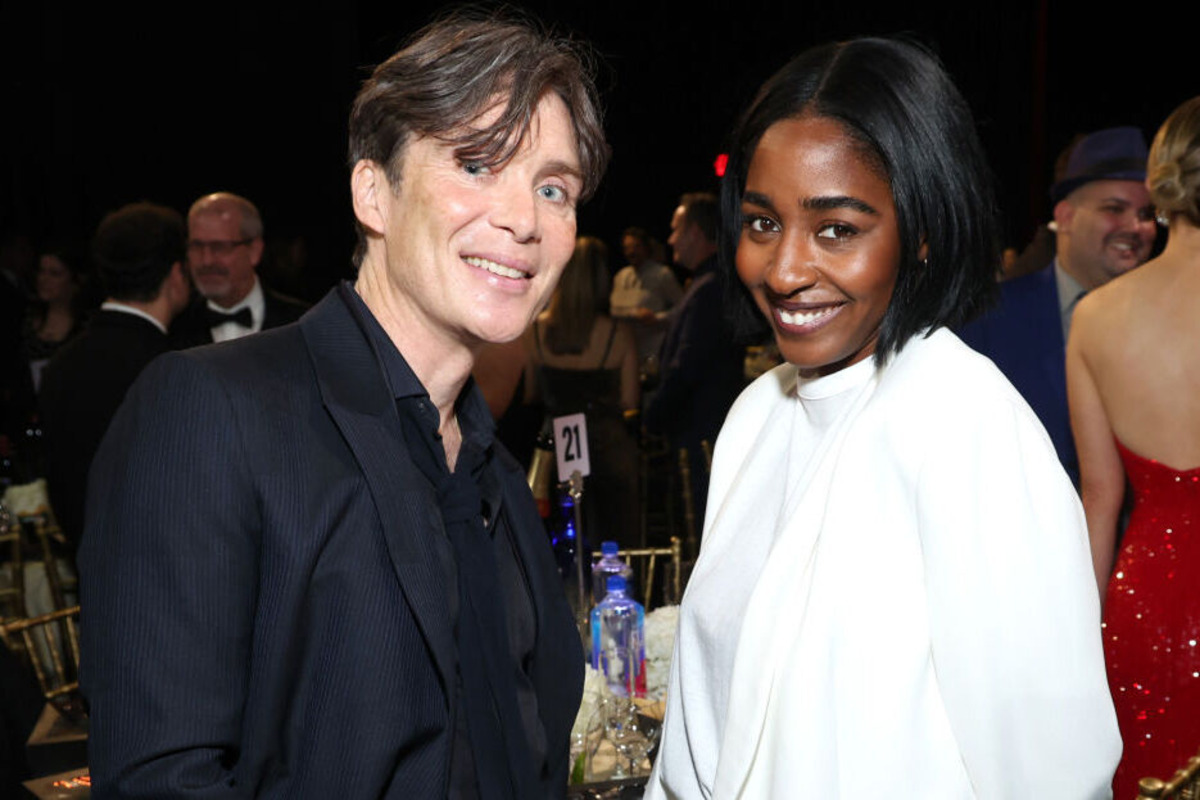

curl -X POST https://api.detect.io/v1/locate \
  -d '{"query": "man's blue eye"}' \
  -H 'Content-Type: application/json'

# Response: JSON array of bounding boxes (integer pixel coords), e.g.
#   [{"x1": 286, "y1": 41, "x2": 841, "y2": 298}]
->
[
  {"x1": 539, "y1": 185, "x2": 566, "y2": 202},
  {"x1": 462, "y1": 161, "x2": 486, "y2": 176}
]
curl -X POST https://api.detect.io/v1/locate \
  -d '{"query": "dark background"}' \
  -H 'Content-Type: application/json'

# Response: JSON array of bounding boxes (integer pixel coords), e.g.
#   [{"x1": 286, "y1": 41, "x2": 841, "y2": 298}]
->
[{"x1": 1, "y1": 1, "x2": 1189, "y2": 300}]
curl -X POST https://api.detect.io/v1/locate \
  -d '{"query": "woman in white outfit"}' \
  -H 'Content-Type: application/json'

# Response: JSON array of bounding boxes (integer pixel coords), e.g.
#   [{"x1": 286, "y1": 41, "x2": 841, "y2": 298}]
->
[{"x1": 646, "y1": 38, "x2": 1120, "y2": 799}]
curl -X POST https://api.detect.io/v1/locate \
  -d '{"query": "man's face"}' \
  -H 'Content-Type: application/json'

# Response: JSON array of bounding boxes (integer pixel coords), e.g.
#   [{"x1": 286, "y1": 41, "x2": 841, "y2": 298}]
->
[
  {"x1": 1055, "y1": 179, "x2": 1155, "y2": 290},
  {"x1": 187, "y1": 210, "x2": 262, "y2": 308},
  {"x1": 366, "y1": 92, "x2": 583, "y2": 350},
  {"x1": 622, "y1": 235, "x2": 648, "y2": 267},
  {"x1": 668, "y1": 205, "x2": 704, "y2": 271}
]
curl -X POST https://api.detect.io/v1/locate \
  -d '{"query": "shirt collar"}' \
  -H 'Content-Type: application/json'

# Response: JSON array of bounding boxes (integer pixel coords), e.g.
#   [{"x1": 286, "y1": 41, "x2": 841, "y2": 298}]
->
[
  {"x1": 1053, "y1": 259, "x2": 1087, "y2": 340},
  {"x1": 207, "y1": 276, "x2": 264, "y2": 329},
  {"x1": 100, "y1": 301, "x2": 167, "y2": 333},
  {"x1": 339, "y1": 281, "x2": 495, "y2": 446}
]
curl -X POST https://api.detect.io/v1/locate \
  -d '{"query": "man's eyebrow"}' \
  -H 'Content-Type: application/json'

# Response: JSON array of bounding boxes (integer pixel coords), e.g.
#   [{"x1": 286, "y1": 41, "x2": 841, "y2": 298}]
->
[
  {"x1": 802, "y1": 195, "x2": 880, "y2": 215},
  {"x1": 539, "y1": 159, "x2": 584, "y2": 182}
]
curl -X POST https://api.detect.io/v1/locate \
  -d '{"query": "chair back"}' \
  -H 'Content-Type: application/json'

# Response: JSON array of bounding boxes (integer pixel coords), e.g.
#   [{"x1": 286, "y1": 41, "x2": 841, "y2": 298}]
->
[
  {"x1": 1138, "y1": 751, "x2": 1200, "y2": 799},
  {"x1": 0, "y1": 605, "x2": 81, "y2": 699},
  {"x1": 26, "y1": 514, "x2": 77, "y2": 610},
  {"x1": 593, "y1": 537, "x2": 683, "y2": 610},
  {"x1": 0, "y1": 502, "x2": 27, "y2": 618}
]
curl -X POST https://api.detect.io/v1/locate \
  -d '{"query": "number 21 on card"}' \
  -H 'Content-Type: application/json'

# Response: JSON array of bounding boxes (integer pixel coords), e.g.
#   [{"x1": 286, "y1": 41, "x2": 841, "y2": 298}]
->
[{"x1": 553, "y1": 413, "x2": 590, "y2": 478}]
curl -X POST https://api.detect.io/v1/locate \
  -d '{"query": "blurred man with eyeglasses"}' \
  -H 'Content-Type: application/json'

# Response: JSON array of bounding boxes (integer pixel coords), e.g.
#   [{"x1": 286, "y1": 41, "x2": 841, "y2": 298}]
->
[{"x1": 170, "y1": 191, "x2": 307, "y2": 347}]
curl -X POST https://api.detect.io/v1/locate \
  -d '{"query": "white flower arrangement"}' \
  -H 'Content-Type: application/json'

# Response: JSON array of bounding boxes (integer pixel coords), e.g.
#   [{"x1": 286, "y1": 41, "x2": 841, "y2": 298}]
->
[
  {"x1": 643, "y1": 604, "x2": 679, "y2": 700},
  {"x1": 571, "y1": 663, "x2": 606, "y2": 739}
]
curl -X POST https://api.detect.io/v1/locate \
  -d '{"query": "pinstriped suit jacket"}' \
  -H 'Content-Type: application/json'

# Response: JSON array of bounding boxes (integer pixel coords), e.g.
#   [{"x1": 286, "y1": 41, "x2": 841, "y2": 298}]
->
[{"x1": 79, "y1": 286, "x2": 582, "y2": 799}]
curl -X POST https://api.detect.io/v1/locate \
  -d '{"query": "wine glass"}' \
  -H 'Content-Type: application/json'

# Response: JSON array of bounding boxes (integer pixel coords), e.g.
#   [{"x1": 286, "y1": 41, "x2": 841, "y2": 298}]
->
[{"x1": 601, "y1": 695, "x2": 662, "y2": 778}]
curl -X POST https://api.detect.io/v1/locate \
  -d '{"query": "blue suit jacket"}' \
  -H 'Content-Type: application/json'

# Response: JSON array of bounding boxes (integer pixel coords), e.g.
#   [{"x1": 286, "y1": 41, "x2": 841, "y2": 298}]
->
[
  {"x1": 79, "y1": 287, "x2": 582, "y2": 798},
  {"x1": 957, "y1": 264, "x2": 1078, "y2": 486}
]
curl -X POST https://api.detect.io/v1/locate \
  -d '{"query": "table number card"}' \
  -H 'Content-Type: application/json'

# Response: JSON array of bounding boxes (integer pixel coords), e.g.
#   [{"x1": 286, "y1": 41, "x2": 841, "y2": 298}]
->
[{"x1": 553, "y1": 413, "x2": 591, "y2": 478}]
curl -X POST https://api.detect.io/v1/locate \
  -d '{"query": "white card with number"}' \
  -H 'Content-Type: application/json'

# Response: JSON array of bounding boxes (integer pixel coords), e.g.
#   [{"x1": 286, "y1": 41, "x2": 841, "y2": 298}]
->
[{"x1": 553, "y1": 413, "x2": 590, "y2": 478}]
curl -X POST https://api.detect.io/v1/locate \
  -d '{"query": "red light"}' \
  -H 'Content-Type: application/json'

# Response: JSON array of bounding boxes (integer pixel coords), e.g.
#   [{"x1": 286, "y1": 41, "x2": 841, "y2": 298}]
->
[{"x1": 714, "y1": 153, "x2": 728, "y2": 177}]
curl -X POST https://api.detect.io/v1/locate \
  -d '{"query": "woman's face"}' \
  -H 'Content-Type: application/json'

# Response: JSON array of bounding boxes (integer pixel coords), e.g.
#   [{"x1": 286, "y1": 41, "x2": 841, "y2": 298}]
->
[
  {"x1": 736, "y1": 115, "x2": 901, "y2": 378},
  {"x1": 36, "y1": 255, "x2": 77, "y2": 304}
]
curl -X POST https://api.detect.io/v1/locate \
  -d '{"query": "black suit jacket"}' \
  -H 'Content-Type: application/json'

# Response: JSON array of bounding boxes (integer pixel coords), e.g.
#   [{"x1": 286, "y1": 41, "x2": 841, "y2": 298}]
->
[
  {"x1": 169, "y1": 282, "x2": 309, "y2": 349},
  {"x1": 644, "y1": 256, "x2": 745, "y2": 526},
  {"x1": 39, "y1": 309, "x2": 171, "y2": 550},
  {"x1": 79, "y1": 287, "x2": 582, "y2": 799}
]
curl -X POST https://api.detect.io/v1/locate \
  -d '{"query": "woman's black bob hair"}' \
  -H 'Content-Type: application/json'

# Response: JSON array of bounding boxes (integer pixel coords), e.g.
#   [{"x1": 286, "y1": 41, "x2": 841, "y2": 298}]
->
[{"x1": 720, "y1": 37, "x2": 1000, "y2": 365}]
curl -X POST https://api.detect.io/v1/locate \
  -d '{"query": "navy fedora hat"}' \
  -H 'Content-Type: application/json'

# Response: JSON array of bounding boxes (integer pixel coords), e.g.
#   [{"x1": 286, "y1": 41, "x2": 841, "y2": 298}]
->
[{"x1": 1050, "y1": 126, "x2": 1149, "y2": 204}]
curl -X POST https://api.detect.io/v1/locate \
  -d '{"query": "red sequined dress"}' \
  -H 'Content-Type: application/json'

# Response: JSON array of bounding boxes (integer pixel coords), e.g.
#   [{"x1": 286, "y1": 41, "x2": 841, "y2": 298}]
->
[{"x1": 1104, "y1": 439, "x2": 1200, "y2": 798}]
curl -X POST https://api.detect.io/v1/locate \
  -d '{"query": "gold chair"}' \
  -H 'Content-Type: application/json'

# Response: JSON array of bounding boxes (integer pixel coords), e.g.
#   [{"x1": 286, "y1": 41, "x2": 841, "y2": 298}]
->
[
  {"x1": 0, "y1": 503, "x2": 27, "y2": 619},
  {"x1": 676, "y1": 440, "x2": 714, "y2": 562},
  {"x1": 26, "y1": 514, "x2": 77, "y2": 611},
  {"x1": 0, "y1": 605, "x2": 81, "y2": 700},
  {"x1": 593, "y1": 536, "x2": 683, "y2": 611},
  {"x1": 1137, "y1": 750, "x2": 1200, "y2": 799},
  {"x1": 677, "y1": 449, "x2": 697, "y2": 561},
  {"x1": 638, "y1": 433, "x2": 676, "y2": 549}
]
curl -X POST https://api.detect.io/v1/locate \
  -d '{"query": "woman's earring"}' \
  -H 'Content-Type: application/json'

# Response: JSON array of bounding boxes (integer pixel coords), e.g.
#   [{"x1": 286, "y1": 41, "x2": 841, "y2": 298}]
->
[{"x1": 1156, "y1": 211, "x2": 1170, "y2": 227}]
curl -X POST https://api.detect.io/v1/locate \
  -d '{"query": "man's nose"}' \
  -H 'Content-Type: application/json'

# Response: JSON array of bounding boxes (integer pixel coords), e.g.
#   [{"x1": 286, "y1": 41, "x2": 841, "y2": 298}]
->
[{"x1": 490, "y1": 182, "x2": 540, "y2": 242}]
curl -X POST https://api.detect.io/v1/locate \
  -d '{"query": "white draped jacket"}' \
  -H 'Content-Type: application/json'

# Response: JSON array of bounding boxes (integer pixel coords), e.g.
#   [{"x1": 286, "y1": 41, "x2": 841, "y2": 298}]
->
[{"x1": 647, "y1": 328, "x2": 1120, "y2": 799}]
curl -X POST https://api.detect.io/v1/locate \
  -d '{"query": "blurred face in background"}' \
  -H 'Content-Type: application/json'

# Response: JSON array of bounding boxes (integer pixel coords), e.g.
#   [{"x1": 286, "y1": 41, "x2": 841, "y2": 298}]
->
[
  {"x1": 622, "y1": 234, "x2": 649, "y2": 267},
  {"x1": 187, "y1": 209, "x2": 263, "y2": 308},
  {"x1": 36, "y1": 254, "x2": 78, "y2": 305},
  {"x1": 1054, "y1": 179, "x2": 1155, "y2": 290}
]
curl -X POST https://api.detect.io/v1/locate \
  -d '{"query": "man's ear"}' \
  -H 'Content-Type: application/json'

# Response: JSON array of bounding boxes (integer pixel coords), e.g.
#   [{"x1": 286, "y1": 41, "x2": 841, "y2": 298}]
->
[
  {"x1": 1053, "y1": 198, "x2": 1075, "y2": 234},
  {"x1": 351, "y1": 159, "x2": 390, "y2": 236},
  {"x1": 248, "y1": 237, "x2": 265, "y2": 268}
]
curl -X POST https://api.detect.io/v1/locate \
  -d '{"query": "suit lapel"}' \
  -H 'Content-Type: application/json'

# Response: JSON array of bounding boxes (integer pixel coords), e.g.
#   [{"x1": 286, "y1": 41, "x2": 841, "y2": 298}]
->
[{"x1": 300, "y1": 287, "x2": 457, "y2": 700}]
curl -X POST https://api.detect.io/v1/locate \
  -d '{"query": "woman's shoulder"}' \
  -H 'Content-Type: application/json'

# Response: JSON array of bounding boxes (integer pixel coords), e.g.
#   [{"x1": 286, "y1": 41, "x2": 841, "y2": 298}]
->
[{"x1": 875, "y1": 328, "x2": 1039, "y2": 426}]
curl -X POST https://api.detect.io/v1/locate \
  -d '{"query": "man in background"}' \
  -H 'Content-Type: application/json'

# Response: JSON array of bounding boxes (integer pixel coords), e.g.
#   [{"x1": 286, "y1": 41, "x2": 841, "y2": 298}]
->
[
  {"x1": 610, "y1": 225, "x2": 682, "y2": 366},
  {"x1": 41, "y1": 202, "x2": 190, "y2": 551},
  {"x1": 645, "y1": 192, "x2": 745, "y2": 533},
  {"x1": 959, "y1": 127, "x2": 1156, "y2": 486},
  {"x1": 170, "y1": 191, "x2": 307, "y2": 347}
]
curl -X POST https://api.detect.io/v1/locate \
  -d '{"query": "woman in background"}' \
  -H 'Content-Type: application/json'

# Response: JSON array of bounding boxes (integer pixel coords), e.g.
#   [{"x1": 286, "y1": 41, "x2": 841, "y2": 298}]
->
[
  {"x1": 525, "y1": 236, "x2": 640, "y2": 546},
  {"x1": 21, "y1": 247, "x2": 86, "y2": 393},
  {"x1": 1068, "y1": 96, "x2": 1200, "y2": 797},
  {"x1": 648, "y1": 38, "x2": 1119, "y2": 798}
]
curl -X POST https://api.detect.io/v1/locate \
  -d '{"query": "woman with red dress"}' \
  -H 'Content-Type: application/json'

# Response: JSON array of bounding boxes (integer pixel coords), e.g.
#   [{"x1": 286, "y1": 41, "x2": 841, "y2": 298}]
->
[{"x1": 1068, "y1": 96, "x2": 1200, "y2": 797}]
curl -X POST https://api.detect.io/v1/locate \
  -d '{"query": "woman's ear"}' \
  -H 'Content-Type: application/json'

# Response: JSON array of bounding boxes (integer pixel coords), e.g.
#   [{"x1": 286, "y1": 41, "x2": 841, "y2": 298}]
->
[{"x1": 917, "y1": 239, "x2": 930, "y2": 264}]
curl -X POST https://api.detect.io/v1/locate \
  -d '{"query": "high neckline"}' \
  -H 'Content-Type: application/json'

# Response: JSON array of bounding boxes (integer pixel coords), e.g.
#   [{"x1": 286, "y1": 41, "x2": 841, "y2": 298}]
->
[{"x1": 794, "y1": 355, "x2": 876, "y2": 400}]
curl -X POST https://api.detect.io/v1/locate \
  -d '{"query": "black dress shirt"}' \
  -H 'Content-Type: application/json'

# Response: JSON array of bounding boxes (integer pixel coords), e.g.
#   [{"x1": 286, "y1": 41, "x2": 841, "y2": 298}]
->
[{"x1": 343, "y1": 286, "x2": 543, "y2": 798}]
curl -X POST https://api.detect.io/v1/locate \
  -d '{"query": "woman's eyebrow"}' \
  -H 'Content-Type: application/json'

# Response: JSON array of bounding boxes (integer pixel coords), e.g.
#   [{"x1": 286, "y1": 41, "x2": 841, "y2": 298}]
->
[
  {"x1": 802, "y1": 195, "x2": 879, "y2": 215},
  {"x1": 741, "y1": 191, "x2": 776, "y2": 213}
]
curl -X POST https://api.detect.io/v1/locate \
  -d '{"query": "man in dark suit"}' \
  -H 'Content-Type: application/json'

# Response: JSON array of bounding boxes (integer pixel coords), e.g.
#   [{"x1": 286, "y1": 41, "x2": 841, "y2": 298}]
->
[
  {"x1": 958, "y1": 127, "x2": 1156, "y2": 486},
  {"x1": 645, "y1": 192, "x2": 745, "y2": 533},
  {"x1": 169, "y1": 192, "x2": 308, "y2": 348},
  {"x1": 40, "y1": 202, "x2": 190, "y2": 552},
  {"x1": 78, "y1": 14, "x2": 610, "y2": 799}
]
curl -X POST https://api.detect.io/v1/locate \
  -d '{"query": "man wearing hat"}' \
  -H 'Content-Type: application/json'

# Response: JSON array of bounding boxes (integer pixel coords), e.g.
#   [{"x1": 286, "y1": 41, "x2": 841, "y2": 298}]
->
[{"x1": 959, "y1": 126, "x2": 1156, "y2": 487}]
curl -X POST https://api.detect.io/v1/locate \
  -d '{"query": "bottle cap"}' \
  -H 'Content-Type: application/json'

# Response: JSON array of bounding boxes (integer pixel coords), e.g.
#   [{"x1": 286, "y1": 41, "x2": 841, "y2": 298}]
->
[
  {"x1": 601, "y1": 541, "x2": 619, "y2": 556},
  {"x1": 606, "y1": 575, "x2": 627, "y2": 593}
]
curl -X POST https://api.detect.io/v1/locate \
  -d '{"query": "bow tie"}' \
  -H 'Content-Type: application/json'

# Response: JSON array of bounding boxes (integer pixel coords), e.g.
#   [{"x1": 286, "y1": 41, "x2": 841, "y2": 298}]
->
[{"x1": 204, "y1": 306, "x2": 253, "y2": 329}]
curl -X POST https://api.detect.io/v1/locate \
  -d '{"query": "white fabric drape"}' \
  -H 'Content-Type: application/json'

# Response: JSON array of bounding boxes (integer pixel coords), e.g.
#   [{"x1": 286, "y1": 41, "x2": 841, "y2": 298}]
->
[{"x1": 647, "y1": 329, "x2": 1120, "y2": 799}]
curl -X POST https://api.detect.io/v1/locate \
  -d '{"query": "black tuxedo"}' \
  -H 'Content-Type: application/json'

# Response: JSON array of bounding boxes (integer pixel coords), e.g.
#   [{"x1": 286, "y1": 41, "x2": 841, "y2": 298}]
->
[
  {"x1": 40, "y1": 309, "x2": 171, "y2": 550},
  {"x1": 169, "y1": 282, "x2": 309, "y2": 349},
  {"x1": 79, "y1": 287, "x2": 583, "y2": 798}
]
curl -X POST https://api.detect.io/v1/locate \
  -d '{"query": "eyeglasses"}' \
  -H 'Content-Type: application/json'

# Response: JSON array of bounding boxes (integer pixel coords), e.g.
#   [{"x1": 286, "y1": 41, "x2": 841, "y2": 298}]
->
[{"x1": 187, "y1": 238, "x2": 253, "y2": 257}]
